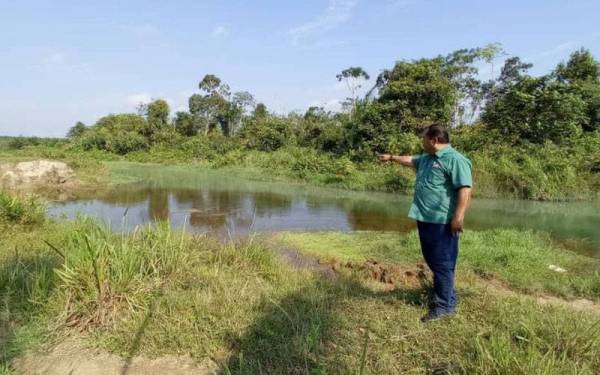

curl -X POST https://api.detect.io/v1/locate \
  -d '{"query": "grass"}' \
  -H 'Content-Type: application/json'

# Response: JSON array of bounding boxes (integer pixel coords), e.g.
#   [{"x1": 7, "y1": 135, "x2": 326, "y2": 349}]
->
[
  {"x1": 0, "y1": 192, "x2": 45, "y2": 225},
  {"x1": 4, "y1": 139, "x2": 599, "y2": 201},
  {"x1": 0, "y1": 192, "x2": 599, "y2": 374},
  {"x1": 276, "y1": 230, "x2": 600, "y2": 300}
]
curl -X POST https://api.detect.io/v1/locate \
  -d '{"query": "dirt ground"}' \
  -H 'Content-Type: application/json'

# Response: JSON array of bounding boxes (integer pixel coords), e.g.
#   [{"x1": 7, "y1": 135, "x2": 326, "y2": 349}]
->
[
  {"x1": 12, "y1": 338, "x2": 218, "y2": 375},
  {"x1": 0, "y1": 160, "x2": 76, "y2": 190}
]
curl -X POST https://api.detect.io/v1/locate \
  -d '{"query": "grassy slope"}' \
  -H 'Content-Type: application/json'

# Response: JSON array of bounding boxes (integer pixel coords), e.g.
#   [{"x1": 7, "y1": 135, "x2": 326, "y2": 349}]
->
[
  {"x1": 5, "y1": 141, "x2": 599, "y2": 201},
  {"x1": 1, "y1": 192, "x2": 599, "y2": 374}
]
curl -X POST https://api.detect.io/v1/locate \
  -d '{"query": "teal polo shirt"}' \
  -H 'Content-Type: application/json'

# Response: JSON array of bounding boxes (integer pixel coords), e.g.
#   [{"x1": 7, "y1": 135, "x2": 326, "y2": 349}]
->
[{"x1": 408, "y1": 145, "x2": 472, "y2": 224}]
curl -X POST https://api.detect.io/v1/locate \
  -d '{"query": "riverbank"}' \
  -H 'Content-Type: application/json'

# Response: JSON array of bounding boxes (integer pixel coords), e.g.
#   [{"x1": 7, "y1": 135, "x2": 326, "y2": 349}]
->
[
  {"x1": 1, "y1": 192, "x2": 599, "y2": 374},
  {"x1": 2, "y1": 139, "x2": 599, "y2": 201}
]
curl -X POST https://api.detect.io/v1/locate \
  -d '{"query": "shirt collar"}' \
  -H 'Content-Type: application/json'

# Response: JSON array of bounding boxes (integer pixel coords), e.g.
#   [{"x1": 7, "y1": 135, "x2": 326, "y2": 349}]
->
[{"x1": 434, "y1": 144, "x2": 453, "y2": 158}]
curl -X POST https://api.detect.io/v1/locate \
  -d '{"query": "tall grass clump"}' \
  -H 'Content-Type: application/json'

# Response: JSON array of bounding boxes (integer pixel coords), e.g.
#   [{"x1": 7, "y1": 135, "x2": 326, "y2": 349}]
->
[
  {"x1": 0, "y1": 192, "x2": 45, "y2": 225},
  {"x1": 49, "y1": 220, "x2": 192, "y2": 329}
]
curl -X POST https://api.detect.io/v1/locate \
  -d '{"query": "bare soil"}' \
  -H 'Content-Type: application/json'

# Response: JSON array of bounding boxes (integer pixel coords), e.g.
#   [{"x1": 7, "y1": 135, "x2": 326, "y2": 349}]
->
[
  {"x1": 0, "y1": 160, "x2": 76, "y2": 190},
  {"x1": 12, "y1": 338, "x2": 218, "y2": 375}
]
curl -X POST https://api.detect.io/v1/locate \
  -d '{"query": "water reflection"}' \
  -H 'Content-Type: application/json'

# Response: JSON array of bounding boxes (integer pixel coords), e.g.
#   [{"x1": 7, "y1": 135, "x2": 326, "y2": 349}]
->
[{"x1": 49, "y1": 183, "x2": 600, "y2": 257}]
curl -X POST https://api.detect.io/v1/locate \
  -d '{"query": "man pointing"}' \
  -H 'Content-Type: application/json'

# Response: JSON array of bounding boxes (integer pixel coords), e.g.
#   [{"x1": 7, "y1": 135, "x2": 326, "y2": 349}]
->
[{"x1": 379, "y1": 124, "x2": 472, "y2": 322}]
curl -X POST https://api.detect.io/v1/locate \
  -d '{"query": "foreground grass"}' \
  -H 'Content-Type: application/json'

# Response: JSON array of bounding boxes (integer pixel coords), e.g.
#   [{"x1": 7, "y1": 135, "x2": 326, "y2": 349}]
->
[{"x1": 1, "y1": 194, "x2": 599, "y2": 374}]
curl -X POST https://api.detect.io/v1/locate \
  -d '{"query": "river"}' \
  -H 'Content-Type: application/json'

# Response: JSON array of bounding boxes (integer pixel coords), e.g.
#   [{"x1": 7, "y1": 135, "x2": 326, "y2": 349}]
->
[{"x1": 48, "y1": 165, "x2": 600, "y2": 258}]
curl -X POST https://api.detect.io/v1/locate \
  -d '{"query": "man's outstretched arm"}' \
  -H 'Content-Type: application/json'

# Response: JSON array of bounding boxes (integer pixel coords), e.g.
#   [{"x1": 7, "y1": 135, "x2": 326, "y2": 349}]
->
[{"x1": 378, "y1": 154, "x2": 415, "y2": 167}]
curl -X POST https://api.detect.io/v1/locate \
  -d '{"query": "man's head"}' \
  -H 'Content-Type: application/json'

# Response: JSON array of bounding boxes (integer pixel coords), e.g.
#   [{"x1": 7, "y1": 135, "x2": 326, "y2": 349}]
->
[{"x1": 421, "y1": 124, "x2": 450, "y2": 154}]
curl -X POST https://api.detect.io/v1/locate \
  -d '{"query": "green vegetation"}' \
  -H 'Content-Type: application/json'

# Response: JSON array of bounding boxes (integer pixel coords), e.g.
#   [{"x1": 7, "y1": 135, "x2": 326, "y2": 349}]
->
[
  {"x1": 3, "y1": 46, "x2": 600, "y2": 200},
  {"x1": 276, "y1": 231, "x2": 600, "y2": 300},
  {"x1": 0, "y1": 193, "x2": 599, "y2": 374},
  {"x1": 0, "y1": 192, "x2": 45, "y2": 225},
  {"x1": 0, "y1": 136, "x2": 65, "y2": 152}
]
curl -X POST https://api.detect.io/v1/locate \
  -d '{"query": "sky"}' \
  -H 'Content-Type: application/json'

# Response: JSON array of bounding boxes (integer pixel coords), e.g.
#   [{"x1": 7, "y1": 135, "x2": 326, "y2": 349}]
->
[{"x1": 1, "y1": 0, "x2": 599, "y2": 137}]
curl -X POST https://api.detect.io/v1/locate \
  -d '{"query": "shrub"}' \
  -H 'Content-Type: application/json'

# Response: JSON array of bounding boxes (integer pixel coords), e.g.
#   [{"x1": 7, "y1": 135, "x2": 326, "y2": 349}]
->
[
  {"x1": 105, "y1": 131, "x2": 149, "y2": 155},
  {"x1": 74, "y1": 130, "x2": 108, "y2": 151},
  {"x1": 241, "y1": 117, "x2": 292, "y2": 152},
  {"x1": 0, "y1": 192, "x2": 45, "y2": 225}
]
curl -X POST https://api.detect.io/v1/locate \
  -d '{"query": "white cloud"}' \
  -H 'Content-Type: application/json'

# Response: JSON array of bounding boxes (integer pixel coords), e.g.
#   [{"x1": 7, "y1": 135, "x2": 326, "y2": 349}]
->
[
  {"x1": 125, "y1": 93, "x2": 153, "y2": 108},
  {"x1": 41, "y1": 52, "x2": 66, "y2": 65},
  {"x1": 32, "y1": 51, "x2": 93, "y2": 74},
  {"x1": 536, "y1": 41, "x2": 579, "y2": 58},
  {"x1": 289, "y1": 0, "x2": 358, "y2": 47},
  {"x1": 211, "y1": 25, "x2": 229, "y2": 37}
]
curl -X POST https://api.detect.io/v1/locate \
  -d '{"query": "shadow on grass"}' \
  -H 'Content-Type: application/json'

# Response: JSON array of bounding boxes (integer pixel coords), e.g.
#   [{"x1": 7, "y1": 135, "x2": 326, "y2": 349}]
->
[
  {"x1": 120, "y1": 292, "x2": 161, "y2": 375},
  {"x1": 220, "y1": 272, "x2": 430, "y2": 374},
  {"x1": 0, "y1": 253, "x2": 60, "y2": 370}
]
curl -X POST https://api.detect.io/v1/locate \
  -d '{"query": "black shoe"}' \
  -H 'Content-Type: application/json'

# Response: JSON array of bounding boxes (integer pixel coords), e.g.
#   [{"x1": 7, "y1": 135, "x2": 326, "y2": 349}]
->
[{"x1": 420, "y1": 310, "x2": 454, "y2": 323}]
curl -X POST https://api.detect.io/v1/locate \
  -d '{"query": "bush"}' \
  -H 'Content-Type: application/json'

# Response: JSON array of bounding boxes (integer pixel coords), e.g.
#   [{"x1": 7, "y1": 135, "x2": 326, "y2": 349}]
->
[
  {"x1": 0, "y1": 192, "x2": 45, "y2": 225},
  {"x1": 471, "y1": 143, "x2": 587, "y2": 200},
  {"x1": 7, "y1": 137, "x2": 65, "y2": 150},
  {"x1": 74, "y1": 130, "x2": 108, "y2": 151},
  {"x1": 105, "y1": 131, "x2": 149, "y2": 155},
  {"x1": 241, "y1": 117, "x2": 292, "y2": 152}
]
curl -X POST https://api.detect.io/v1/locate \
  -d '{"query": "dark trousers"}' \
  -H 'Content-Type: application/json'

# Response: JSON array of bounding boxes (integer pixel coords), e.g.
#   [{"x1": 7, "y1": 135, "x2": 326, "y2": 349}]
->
[{"x1": 416, "y1": 221, "x2": 459, "y2": 314}]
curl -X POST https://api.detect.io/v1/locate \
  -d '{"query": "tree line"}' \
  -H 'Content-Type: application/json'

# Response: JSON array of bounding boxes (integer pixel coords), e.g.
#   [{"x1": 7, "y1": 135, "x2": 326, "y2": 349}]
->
[{"x1": 66, "y1": 45, "x2": 600, "y2": 158}]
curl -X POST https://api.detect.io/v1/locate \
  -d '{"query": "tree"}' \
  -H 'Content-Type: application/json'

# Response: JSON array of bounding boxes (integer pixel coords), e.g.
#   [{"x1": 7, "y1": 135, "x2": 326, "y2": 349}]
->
[
  {"x1": 336, "y1": 67, "x2": 370, "y2": 110},
  {"x1": 189, "y1": 74, "x2": 232, "y2": 135},
  {"x1": 482, "y1": 56, "x2": 533, "y2": 102},
  {"x1": 482, "y1": 75, "x2": 587, "y2": 144},
  {"x1": 479, "y1": 42, "x2": 505, "y2": 79},
  {"x1": 95, "y1": 113, "x2": 147, "y2": 133},
  {"x1": 67, "y1": 121, "x2": 87, "y2": 138},
  {"x1": 301, "y1": 107, "x2": 344, "y2": 152},
  {"x1": 227, "y1": 91, "x2": 256, "y2": 135},
  {"x1": 199, "y1": 74, "x2": 226, "y2": 95},
  {"x1": 576, "y1": 82, "x2": 600, "y2": 132},
  {"x1": 443, "y1": 44, "x2": 504, "y2": 124},
  {"x1": 174, "y1": 111, "x2": 196, "y2": 136},
  {"x1": 240, "y1": 117, "x2": 291, "y2": 152},
  {"x1": 555, "y1": 48, "x2": 600, "y2": 83},
  {"x1": 554, "y1": 49, "x2": 600, "y2": 132},
  {"x1": 253, "y1": 103, "x2": 268, "y2": 120},
  {"x1": 189, "y1": 93, "x2": 229, "y2": 135},
  {"x1": 497, "y1": 57, "x2": 533, "y2": 86},
  {"x1": 146, "y1": 99, "x2": 170, "y2": 128},
  {"x1": 377, "y1": 57, "x2": 456, "y2": 132}
]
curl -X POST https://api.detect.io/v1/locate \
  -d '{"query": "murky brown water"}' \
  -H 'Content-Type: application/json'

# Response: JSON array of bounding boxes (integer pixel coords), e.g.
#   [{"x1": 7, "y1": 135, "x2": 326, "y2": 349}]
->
[{"x1": 48, "y1": 165, "x2": 600, "y2": 257}]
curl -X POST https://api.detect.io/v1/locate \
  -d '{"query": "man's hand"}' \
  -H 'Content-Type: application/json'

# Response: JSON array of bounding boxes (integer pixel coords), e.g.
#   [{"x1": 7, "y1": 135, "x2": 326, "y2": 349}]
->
[
  {"x1": 451, "y1": 187, "x2": 471, "y2": 235},
  {"x1": 378, "y1": 153, "x2": 392, "y2": 162},
  {"x1": 450, "y1": 215, "x2": 464, "y2": 235}
]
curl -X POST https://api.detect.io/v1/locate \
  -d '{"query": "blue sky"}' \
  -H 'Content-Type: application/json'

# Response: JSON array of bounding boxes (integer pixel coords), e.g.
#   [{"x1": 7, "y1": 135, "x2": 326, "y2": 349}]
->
[{"x1": 1, "y1": 0, "x2": 599, "y2": 137}]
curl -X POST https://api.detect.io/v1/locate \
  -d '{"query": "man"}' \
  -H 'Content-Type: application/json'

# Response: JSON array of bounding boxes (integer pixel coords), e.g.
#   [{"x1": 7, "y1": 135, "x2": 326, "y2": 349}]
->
[{"x1": 378, "y1": 124, "x2": 472, "y2": 322}]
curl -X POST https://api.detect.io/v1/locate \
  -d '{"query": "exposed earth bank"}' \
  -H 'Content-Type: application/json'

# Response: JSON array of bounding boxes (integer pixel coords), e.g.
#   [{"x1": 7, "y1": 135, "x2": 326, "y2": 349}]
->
[{"x1": 0, "y1": 160, "x2": 76, "y2": 190}]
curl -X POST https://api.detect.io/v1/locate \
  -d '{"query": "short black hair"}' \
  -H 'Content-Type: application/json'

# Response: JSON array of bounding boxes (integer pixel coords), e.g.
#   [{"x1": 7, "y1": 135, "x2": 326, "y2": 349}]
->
[{"x1": 422, "y1": 124, "x2": 450, "y2": 144}]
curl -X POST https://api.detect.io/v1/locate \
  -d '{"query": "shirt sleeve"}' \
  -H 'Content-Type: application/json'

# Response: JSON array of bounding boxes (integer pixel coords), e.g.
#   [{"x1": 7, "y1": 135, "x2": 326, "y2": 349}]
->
[
  {"x1": 450, "y1": 157, "x2": 473, "y2": 189},
  {"x1": 411, "y1": 154, "x2": 423, "y2": 170}
]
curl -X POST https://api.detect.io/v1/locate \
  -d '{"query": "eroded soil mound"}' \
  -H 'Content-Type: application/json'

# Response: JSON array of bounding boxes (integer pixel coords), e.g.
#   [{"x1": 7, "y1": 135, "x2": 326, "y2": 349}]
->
[
  {"x1": 331, "y1": 259, "x2": 430, "y2": 288},
  {"x1": 0, "y1": 160, "x2": 75, "y2": 189}
]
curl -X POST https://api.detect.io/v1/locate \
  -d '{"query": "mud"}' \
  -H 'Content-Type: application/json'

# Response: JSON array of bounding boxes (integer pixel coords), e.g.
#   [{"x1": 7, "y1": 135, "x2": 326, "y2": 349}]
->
[{"x1": 331, "y1": 259, "x2": 430, "y2": 287}]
